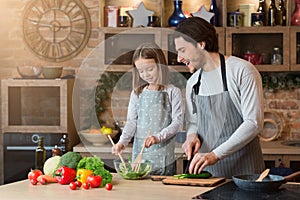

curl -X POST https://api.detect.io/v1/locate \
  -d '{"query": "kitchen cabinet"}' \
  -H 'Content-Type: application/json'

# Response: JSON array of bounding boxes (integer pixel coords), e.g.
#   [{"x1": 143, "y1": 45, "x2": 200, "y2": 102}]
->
[
  {"x1": 263, "y1": 155, "x2": 300, "y2": 172},
  {"x1": 99, "y1": 27, "x2": 161, "y2": 72},
  {"x1": 225, "y1": 26, "x2": 290, "y2": 71},
  {"x1": 1, "y1": 79, "x2": 79, "y2": 150},
  {"x1": 261, "y1": 140, "x2": 300, "y2": 176},
  {"x1": 290, "y1": 27, "x2": 300, "y2": 71},
  {"x1": 97, "y1": 0, "x2": 299, "y2": 72},
  {"x1": 99, "y1": 27, "x2": 225, "y2": 73}
]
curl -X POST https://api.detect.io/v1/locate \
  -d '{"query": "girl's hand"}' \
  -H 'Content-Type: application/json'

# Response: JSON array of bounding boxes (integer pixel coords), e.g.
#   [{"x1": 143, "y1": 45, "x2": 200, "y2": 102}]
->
[
  {"x1": 112, "y1": 143, "x2": 125, "y2": 155},
  {"x1": 144, "y1": 136, "x2": 159, "y2": 148}
]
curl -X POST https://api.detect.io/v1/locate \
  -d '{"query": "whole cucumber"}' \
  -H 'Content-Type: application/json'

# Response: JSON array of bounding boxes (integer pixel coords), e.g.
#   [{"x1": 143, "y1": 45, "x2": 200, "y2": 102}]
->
[{"x1": 173, "y1": 171, "x2": 212, "y2": 179}]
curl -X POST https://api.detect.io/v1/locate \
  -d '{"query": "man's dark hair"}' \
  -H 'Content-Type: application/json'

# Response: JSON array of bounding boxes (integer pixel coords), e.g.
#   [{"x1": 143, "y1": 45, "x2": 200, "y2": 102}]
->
[{"x1": 173, "y1": 17, "x2": 219, "y2": 52}]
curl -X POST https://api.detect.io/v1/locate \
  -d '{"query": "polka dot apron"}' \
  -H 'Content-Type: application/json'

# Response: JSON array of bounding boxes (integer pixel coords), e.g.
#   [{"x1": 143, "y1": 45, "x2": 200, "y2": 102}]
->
[{"x1": 133, "y1": 89, "x2": 176, "y2": 175}]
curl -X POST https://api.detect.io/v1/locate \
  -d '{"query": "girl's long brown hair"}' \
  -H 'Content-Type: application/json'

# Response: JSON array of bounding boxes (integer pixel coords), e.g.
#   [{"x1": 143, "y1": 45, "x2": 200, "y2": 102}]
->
[{"x1": 132, "y1": 43, "x2": 170, "y2": 95}]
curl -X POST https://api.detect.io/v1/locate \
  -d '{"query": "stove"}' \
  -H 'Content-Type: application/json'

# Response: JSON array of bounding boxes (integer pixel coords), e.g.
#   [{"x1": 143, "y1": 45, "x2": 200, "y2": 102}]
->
[{"x1": 193, "y1": 181, "x2": 300, "y2": 200}]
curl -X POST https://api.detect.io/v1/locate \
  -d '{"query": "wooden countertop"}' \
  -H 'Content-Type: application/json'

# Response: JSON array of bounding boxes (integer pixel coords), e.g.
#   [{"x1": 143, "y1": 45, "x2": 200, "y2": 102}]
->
[
  {"x1": 0, "y1": 174, "x2": 215, "y2": 200},
  {"x1": 74, "y1": 140, "x2": 300, "y2": 156}
]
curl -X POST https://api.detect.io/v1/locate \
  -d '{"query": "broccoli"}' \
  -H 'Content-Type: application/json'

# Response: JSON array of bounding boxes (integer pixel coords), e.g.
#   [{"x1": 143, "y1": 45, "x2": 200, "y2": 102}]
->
[
  {"x1": 77, "y1": 156, "x2": 112, "y2": 187},
  {"x1": 59, "y1": 152, "x2": 82, "y2": 169}
]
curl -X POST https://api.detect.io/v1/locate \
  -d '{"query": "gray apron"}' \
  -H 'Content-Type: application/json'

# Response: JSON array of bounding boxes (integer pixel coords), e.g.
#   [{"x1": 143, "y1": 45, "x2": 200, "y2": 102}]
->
[
  {"x1": 133, "y1": 89, "x2": 176, "y2": 175},
  {"x1": 192, "y1": 54, "x2": 264, "y2": 178}
]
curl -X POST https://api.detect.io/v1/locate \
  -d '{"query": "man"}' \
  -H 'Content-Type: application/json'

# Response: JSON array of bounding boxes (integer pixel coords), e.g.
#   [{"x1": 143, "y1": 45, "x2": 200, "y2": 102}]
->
[{"x1": 173, "y1": 17, "x2": 265, "y2": 178}]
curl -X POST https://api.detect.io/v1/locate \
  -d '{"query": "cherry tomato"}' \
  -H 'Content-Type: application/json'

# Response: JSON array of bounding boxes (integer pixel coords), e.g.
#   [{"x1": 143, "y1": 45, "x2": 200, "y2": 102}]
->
[
  {"x1": 75, "y1": 180, "x2": 82, "y2": 188},
  {"x1": 87, "y1": 175, "x2": 102, "y2": 188},
  {"x1": 30, "y1": 178, "x2": 38, "y2": 185},
  {"x1": 28, "y1": 169, "x2": 43, "y2": 181},
  {"x1": 69, "y1": 182, "x2": 77, "y2": 190},
  {"x1": 105, "y1": 183, "x2": 113, "y2": 191},
  {"x1": 82, "y1": 182, "x2": 90, "y2": 190}
]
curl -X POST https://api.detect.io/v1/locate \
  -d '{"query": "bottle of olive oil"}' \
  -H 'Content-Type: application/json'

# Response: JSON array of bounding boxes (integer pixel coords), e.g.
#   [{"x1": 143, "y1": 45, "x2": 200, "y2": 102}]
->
[{"x1": 35, "y1": 137, "x2": 46, "y2": 171}]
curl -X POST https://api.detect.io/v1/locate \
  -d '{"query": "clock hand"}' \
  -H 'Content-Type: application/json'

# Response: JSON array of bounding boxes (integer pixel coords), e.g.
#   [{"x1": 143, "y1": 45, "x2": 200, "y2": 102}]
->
[
  {"x1": 28, "y1": 19, "x2": 52, "y2": 27},
  {"x1": 28, "y1": 19, "x2": 71, "y2": 29}
]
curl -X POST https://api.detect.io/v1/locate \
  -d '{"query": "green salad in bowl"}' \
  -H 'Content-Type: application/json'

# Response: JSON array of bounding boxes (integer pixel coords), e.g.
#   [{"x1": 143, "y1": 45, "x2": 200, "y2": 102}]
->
[{"x1": 113, "y1": 159, "x2": 152, "y2": 180}]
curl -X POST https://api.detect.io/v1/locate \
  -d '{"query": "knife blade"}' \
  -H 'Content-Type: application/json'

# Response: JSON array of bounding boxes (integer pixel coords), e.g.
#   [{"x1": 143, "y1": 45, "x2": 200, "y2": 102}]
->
[
  {"x1": 184, "y1": 147, "x2": 195, "y2": 174},
  {"x1": 184, "y1": 159, "x2": 191, "y2": 174}
]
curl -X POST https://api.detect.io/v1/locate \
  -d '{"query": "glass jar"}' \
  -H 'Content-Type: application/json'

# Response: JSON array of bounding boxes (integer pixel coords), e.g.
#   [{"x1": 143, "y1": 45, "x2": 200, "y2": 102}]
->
[
  {"x1": 118, "y1": 16, "x2": 129, "y2": 27},
  {"x1": 271, "y1": 47, "x2": 282, "y2": 65},
  {"x1": 147, "y1": 16, "x2": 160, "y2": 27}
]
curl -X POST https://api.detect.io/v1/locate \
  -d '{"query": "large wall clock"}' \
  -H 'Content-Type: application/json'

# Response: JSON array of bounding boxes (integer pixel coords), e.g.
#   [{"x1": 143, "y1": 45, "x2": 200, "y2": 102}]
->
[{"x1": 23, "y1": 0, "x2": 91, "y2": 62}]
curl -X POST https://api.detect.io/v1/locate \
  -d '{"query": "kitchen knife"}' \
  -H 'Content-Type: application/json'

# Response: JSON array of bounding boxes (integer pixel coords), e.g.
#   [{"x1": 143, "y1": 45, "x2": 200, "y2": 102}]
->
[
  {"x1": 184, "y1": 159, "x2": 191, "y2": 174},
  {"x1": 184, "y1": 147, "x2": 194, "y2": 174}
]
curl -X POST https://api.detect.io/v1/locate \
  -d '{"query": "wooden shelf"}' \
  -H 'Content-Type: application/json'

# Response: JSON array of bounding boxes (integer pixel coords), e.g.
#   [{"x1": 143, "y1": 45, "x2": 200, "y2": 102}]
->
[
  {"x1": 104, "y1": 65, "x2": 190, "y2": 73},
  {"x1": 98, "y1": 0, "x2": 298, "y2": 72},
  {"x1": 256, "y1": 64, "x2": 289, "y2": 72}
]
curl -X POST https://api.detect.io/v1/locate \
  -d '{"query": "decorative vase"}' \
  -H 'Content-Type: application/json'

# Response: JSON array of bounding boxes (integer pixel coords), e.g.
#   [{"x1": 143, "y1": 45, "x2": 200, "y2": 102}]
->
[
  {"x1": 168, "y1": 0, "x2": 186, "y2": 27},
  {"x1": 291, "y1": 0, "x2": 300, "y2": 26}
]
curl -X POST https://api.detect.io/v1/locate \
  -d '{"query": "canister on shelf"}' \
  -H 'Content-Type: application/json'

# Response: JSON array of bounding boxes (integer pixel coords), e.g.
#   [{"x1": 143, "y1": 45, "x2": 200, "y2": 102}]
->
[
  {"x1": 118, "y1": 16, "x2": 129, "y2": 27},
  {"x1": 251, "y1": 12, "x2": 265, "y2": 26},
  {"x1": 104, "y1": 6, "x2": 119, "y2": 27},
  {"x1": 148, "y1": 16, "x2": 160, "y2": 27},
  {"x1": 227, "y1": 12, "x2": 243, "y2": 27},
  {"x1": 239, "y1": 4, "x2": 256, "y2": 27}
]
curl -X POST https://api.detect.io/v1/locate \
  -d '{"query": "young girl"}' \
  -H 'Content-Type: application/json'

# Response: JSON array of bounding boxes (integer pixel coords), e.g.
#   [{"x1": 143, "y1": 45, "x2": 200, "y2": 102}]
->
[{"x1": 112, "y1": 43, "x2": 183, "y2": 175}]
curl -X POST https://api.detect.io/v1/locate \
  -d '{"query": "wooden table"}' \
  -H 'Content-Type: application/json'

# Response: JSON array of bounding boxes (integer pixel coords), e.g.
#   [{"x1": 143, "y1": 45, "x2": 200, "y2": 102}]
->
[{"x1": 0, "y1": 174, "x2": 215, "y2": 200}]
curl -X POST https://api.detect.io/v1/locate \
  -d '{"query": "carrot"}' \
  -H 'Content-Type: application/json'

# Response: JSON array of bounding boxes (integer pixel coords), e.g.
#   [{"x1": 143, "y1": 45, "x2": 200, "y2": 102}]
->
[{"x1": 37, "y1": 175, "x2": 58, "y2": 184}]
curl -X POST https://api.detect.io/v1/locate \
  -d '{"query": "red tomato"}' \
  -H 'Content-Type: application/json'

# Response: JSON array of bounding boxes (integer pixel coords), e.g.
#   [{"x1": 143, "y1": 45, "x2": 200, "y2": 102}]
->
[
  {"x1": 30, "y1": 178, "x2": 38, "y2": 185},
  {"x1": 87, "y1": 175, "x2": 102, "y2": 188},
  {"x1": 105, "y1": 183, "x2": 113, "y2": 191},
  {"x1": 69, "y1": 182, "x2": 77, "y2": 190},
  {"x1": 75, "y1": 180, "x2": 82, "y2": 188},
  {"x1": 28, "y1": 169, "x2": 43, "y2": 181},
  {"x1": 82, "y1": 182, "x2": 90, "y2": 190}
]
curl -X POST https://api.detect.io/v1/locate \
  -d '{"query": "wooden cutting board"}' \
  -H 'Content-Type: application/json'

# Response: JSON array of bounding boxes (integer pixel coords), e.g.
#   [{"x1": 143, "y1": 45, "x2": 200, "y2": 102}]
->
[{"x1": 161, "y1": 176, "x2": 226, "y2": 187}]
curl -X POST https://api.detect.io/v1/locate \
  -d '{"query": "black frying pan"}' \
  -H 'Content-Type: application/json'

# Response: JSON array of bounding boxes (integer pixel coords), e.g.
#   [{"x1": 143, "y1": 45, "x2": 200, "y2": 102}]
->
[{"x1": 232, "y1": 171, "x2": 300, "y2": 192}]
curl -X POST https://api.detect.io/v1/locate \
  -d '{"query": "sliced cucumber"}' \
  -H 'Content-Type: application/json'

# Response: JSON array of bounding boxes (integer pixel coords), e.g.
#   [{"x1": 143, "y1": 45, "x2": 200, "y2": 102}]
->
[{"x1": 173, "y1": 171, "x2": 212, "y2": 179}]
